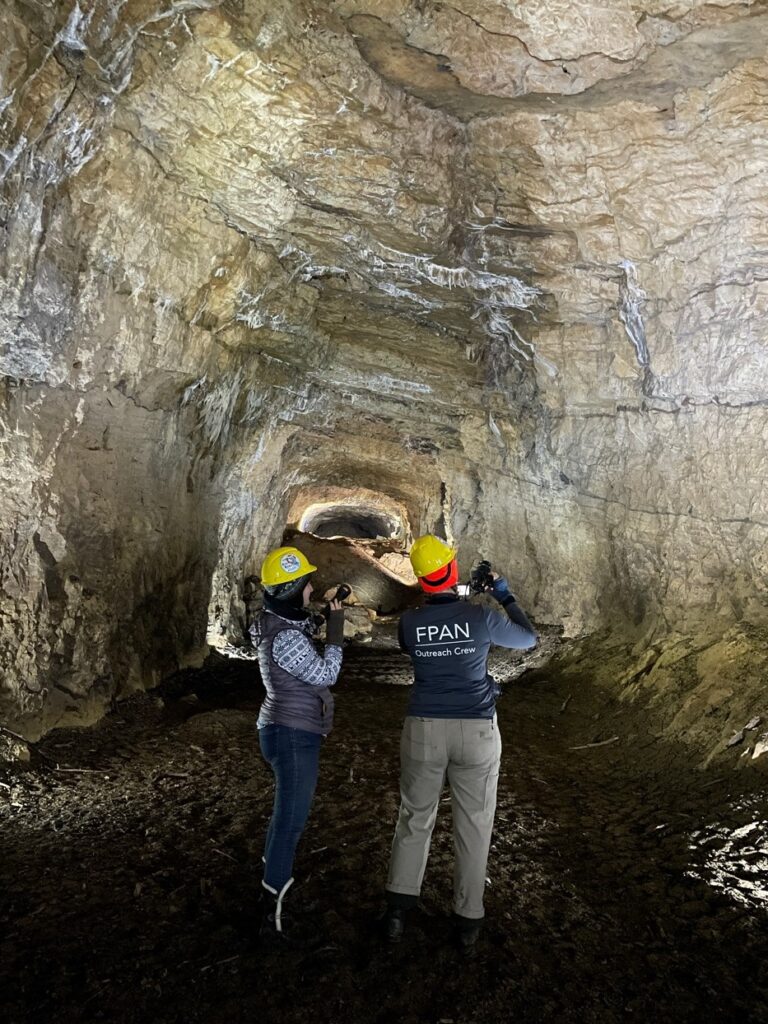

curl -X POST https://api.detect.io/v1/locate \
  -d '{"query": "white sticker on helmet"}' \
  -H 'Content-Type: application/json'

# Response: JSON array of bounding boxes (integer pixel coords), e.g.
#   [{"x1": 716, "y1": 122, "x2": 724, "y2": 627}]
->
[{"x1": 280, "y1": 553, "x2": 301, "y2": 574}]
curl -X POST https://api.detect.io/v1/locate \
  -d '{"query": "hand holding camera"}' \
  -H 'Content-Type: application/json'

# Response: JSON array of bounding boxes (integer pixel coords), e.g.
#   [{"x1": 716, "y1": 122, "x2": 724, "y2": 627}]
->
[
  {"x1": 324, "y1": 584, "x2": 350, "y2": 647},
  {"x1": 469, "y1": 561, "x2": 514, "y2": 602},
  {"x1": 311, "y1": 585, "x2": 351, "y2": 632},
  {"x1": 325, "y1": 583, "x2": 351, "y2": 618},
  {"x1": 469, "y1": 560, "x2": 494, "y2": 594}
]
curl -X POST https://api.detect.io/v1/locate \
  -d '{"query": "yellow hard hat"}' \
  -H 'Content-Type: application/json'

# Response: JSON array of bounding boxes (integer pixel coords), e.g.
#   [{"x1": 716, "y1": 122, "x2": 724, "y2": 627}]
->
[
  {"x1": 409, "y1": 535, "x2": 457, "y2": 578},
  {"x1": 260, "y1": 546, "x2": 318, "y2": 586}
]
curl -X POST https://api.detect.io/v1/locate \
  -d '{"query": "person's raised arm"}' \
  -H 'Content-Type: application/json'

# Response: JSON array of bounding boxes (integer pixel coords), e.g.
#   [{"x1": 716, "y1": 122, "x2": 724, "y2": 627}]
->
[
  {"x1": 325, "y1": 599, "x2": 345, "y2": 648},
  {"x1": 272, "y1": 601, "x2": 345, "y2": 687},
  {"x1": 483, "y1": 574, "x2": 537, "y2": 650}
]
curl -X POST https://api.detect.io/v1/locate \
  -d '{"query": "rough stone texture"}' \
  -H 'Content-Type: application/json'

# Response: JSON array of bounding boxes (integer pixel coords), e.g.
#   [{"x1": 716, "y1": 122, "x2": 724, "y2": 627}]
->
[
  {"x1": 284, "y1": 530, "x2": 420, "y2": 616},
  {"x1": 0, "y1": 731, "x2": 31, "y2": 763},
  {"x1": 1, "y1": 0, "x2": 767, "y2": 735},
  {"x1": 560, "y1": 623, "x2": 768, "y2": 767}
]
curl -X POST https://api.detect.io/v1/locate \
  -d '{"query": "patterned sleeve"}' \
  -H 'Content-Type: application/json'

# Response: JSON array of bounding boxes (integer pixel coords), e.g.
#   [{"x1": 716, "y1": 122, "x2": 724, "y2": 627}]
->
[{"x1": 271, "y1": 629, "x2": 343, "y2": 687}]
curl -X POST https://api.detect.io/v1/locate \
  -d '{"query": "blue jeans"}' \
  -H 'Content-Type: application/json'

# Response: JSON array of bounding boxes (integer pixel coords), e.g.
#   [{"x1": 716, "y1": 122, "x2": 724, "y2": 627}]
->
[{"x1": 258, "y1": 723, "x2": 323, "y2": 890}]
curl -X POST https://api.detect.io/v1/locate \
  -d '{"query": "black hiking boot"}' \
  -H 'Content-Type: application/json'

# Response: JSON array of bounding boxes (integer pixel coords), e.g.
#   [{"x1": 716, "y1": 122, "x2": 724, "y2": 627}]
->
[
  {"x1": 382, "y1": 891, "x2": 417, "y2": 944},
  {"x1": 454, "y1": 914, "x2": 483, "y2": 957},
  {"x1": 385, "y1": 907, "x2": 407, "y2": 943}
]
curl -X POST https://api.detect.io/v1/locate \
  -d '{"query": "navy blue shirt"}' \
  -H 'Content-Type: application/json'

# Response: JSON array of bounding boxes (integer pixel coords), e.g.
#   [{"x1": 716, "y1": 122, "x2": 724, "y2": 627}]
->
[{"x1": 398, "y1": 593, "x2": 537, "y2": 719}]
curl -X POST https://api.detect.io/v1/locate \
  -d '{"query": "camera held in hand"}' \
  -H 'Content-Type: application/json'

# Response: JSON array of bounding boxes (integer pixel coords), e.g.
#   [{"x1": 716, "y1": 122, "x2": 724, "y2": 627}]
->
[
  {"x1": 323, "y1": 583, "x2": 351, "y2": 618},
  {"x1": 469, "y1": 560, "x2": 493, "y2": 595},
  {"x1": 312, "y1": 584, "x2": 352, "y2": 631}
]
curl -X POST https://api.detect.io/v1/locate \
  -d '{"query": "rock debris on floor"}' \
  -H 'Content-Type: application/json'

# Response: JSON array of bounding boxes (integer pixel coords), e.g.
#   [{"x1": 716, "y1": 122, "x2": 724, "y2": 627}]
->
[{"x1": 2, "y1": 639, "x2": 768, "y2": 1024}]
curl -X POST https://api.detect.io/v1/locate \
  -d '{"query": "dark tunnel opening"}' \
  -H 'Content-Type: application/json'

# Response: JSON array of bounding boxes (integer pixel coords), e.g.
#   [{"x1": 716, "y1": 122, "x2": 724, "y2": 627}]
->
[
  {"x1": 299, "y1": 500, "x2": 404, "y2": 542},
  {"x1": 304, "y1": 504, "x2": 399, "y2": 539}
]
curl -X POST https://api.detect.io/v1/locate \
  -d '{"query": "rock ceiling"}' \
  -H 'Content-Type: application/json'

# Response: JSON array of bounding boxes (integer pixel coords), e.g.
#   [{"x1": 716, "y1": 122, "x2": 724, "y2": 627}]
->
[{"x1": 1, "y1": 0, "x2": 767, "y2": 735}]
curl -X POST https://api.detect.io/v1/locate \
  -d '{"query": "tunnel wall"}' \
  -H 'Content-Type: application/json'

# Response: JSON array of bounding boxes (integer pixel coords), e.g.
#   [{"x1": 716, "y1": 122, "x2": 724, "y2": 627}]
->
[
  {"x1": 2, "y1": 0, "x2": 768, "y2": 735},
  {"x1": 0, "y1": 380, "x2": 221, "y2": 739}
]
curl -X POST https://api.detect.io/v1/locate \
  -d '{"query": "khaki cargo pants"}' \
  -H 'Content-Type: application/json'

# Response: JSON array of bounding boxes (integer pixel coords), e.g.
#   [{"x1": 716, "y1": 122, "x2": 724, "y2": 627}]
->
[{"x1": 386, "y1": 715, "x2": 502, "y2": 919}]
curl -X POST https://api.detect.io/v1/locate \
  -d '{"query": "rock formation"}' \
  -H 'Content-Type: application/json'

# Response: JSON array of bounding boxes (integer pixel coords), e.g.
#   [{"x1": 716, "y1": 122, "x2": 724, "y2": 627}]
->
[{"x1": 2, "y1": 0, "x2": 767, "y2": 737}]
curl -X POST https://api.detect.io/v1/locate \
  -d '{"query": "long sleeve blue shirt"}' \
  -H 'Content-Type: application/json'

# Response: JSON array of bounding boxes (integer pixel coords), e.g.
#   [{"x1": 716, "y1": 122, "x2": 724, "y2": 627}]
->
[{"x1": 397, "y1": 593, "x2": 537, "y2": 719}]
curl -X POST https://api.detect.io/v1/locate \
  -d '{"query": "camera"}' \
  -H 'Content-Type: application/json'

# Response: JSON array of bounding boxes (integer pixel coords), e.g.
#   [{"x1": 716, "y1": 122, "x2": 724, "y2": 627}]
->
[
  {"x1": 311, "y1": 584, "x2": 352, "y2": 630},
  {"x1": 469, "y1": 560, "x2": 493, "y2": 595},
  {"x1": 323, "y1": 583, "x2": 351, "y2": 619}
]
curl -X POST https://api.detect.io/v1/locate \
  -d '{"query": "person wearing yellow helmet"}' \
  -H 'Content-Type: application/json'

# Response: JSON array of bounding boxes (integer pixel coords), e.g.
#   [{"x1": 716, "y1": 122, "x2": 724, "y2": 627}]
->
[
  {"x1": 383, "y1": 534, "x2": 537, "y2": 953},
  {"x1": 408, "y1": 534, "x2": 459, "y2": 593},
  {"x1": 249, "y1": 544, "x2": 346, "y2": 940},
  {"x1": 260, "y1": 545, "x2": 319, "y2": 600}
]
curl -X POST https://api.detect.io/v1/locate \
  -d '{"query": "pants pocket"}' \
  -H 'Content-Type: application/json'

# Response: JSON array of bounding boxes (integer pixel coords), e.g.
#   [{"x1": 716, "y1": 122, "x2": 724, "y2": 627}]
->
[
  {"x1": 457, "y1": 763, "x2": 500, "y2": 816},
  {"x1": 466, "y1": 720, "x2": 494, "y2": 745},
  {"x1": 462, "y1": 719, "x2": 499, "y2": 766},
  {"x1": 483, "y1": 764, "x2": 500, "y2": 813},
  {"x1": 402, "y1": 717, "x2": 434, "y2": 761}
]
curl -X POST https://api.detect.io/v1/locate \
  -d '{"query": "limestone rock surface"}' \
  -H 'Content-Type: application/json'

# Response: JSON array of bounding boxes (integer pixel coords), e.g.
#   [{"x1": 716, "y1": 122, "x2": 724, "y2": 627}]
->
[{"x1": 1, "y1": 0, "x2": 767, "y2": 735}]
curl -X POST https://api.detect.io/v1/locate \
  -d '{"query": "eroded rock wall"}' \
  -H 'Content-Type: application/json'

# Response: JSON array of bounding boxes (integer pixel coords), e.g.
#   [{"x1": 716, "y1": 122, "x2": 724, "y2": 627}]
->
[
  {"x1": 466, "y1": 52, "x2": 768, "y2": 635},
  {"x1": 2, "y1": 0, "x2": 767, "y2": 734}
]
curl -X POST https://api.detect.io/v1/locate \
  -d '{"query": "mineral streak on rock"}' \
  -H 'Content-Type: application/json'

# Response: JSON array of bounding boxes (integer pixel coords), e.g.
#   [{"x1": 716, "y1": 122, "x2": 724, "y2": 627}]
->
[{"x1": 1, "y1": 0, "x2": 767, "y2": 736}]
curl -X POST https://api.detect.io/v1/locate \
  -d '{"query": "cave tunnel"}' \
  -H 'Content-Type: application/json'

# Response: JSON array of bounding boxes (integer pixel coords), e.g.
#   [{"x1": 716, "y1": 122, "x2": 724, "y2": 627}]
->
[
  {"x1": 301, "y1": 502, "x2": 400, "y2": 540},
  {"x1": 288, "y1": 486, "x2": 411, "y2": 547},
  {"x1": 2, "y1": 1, "x2": 768, "y2": 1022},
  {"x1": 276, "y1": 488, "x2": 417, "y2": 618}
]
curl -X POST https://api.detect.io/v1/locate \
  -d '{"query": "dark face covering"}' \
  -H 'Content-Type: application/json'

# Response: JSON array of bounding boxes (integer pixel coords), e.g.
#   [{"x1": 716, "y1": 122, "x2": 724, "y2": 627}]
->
[{"x1": 263, "y1": 578, "x2": 311, "y2": 620}]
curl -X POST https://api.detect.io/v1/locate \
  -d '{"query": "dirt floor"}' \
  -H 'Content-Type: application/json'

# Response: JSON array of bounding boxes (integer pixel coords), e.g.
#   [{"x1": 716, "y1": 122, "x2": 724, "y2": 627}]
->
[{"x1": 2, "y1": 630, "x2": 768, "y2": 1024}]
